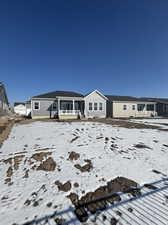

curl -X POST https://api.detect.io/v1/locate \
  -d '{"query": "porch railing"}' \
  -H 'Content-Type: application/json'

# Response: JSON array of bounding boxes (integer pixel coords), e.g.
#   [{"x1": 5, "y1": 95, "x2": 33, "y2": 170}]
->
[{"x1": 59, "y1": 110, "x2": 80, "y2": 115}]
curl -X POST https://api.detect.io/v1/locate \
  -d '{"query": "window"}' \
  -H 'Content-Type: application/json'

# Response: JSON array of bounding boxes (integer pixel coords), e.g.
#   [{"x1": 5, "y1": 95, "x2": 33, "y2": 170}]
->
[
  {"x1": 147, "y1": 104, "x2": 154, "y2": 111},
  {"x1": 137, "y1": 104, "x2": 145, "y2": 111},
  {"x1": 132, "y1": 105, "x2": 136, "y2": 110},
  {"x1": 94, "y1": 102, "x2": 97, "y2": 110},
  {"x1": 99, "y1": 103, "x2": 103, "y2": 110},
  {"x1": 52, "y1": 102, "x2": 57, "y2": 111},
  {"x1": 123, "y1": 105, "x2": 127, "y2": 110},
  {"x1": 89, "y1": 102, "x2": 92, "y2": 111},
  {"x1": 34, "y1": 102, "x2": 40, "y2": 110}
]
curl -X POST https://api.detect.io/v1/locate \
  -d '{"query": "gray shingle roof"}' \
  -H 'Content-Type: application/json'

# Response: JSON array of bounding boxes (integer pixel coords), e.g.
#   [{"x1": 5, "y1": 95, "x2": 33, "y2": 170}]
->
[
  {"x1": 32, "y1": 90, "x2": 84, "y2": 99},
  {"x1": 106, "y1": 95, "x2": 141, "y2": 102}
]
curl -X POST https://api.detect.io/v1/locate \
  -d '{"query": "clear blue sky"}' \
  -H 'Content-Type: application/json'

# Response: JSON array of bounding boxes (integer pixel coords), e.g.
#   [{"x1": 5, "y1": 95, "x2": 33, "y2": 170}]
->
[{"x1": 1, "y1": 0, "x2": 168, "y2": 103}]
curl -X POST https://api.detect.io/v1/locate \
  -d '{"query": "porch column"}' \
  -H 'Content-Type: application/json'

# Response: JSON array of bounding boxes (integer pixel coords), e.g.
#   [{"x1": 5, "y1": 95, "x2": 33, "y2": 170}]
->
[
  {"x1": 154, "y1": 103, "x2": 157, "y2": 116},
  {"x1": 144, "y1": 104, "x2": 147, "y2": 114},
  {"x1": 58, "y1": 98, "x2": 60, "y2": 115},
  {"x1": 72, "y1": 100, "x2": 75, "y2": 114}
]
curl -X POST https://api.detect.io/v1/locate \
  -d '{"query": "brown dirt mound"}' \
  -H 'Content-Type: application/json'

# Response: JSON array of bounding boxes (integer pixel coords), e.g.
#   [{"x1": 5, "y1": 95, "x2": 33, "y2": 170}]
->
[
  {"x1": 36, "y1": 157, "x2": 56, "y2": 171},
  {"x1": 68, "y1": 151, "x2": 80, "y2": 161},
  {"x1": 68, "y1": 177, "x2": 140, "y2": 222},
  {"x1": 3, "y1": 155, "x2": 25, "y2": 184},
  {"x1": 31, "y1": 152, "x2": 52, "y2": 161},
  {"x1": 74, "y1": 159, "x2": 93, "y2": 173},
  {"x1": 55, "y1": 181, "x2": 72, "y2": 192}
]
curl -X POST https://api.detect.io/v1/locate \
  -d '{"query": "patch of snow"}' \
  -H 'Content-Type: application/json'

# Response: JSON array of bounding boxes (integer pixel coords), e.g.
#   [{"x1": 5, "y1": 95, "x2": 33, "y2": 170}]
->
[{"x1": 0, "y1": 121, "x2": 168, "y2": 224}]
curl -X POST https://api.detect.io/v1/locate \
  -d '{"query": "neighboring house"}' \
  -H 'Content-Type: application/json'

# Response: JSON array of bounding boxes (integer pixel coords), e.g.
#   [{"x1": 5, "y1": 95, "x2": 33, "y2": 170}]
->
[
  {"x1": 31, "y1": 91, "x2": 84, "y2": 119},
  {"x1": 0, "y1": 82, "x2": 9, "y2": 111},
  {"x1": 30, "y1": 89, "x2": 167, "y2": 119},
  {"x1": 106, "y1": 95, "x2": 157, "y2": 118},
  {"x1": 139, "y1": 97, "x2": 168, "y2": 117}
]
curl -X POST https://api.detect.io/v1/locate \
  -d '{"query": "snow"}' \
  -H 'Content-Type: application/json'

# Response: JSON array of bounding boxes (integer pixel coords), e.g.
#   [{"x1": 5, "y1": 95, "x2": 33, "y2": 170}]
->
[
  {"x1": 130, "y1": 118, "x2": 168, "y2": 129},
  {"x1": 0, "y1": 121, "x2": 168, "y2": 225}
]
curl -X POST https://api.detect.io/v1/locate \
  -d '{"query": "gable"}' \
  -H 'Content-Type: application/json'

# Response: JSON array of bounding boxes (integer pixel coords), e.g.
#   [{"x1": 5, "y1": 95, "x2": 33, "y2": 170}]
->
[{"x1": 84, "y1": 90, "x2": 108, "y2": 101}]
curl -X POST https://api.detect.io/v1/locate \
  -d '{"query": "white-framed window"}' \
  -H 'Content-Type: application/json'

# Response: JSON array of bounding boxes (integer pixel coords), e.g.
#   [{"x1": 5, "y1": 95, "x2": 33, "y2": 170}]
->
[
  {"x1": 146, "y1": 104, "x2": 154, "y2": 111},
  {"x1": 99, "y1": 102, "x2": 103, "y2": 110},
  {"x1": 34, "y1": 102, "x2": 40, "y2": 110},
  {"x1": 123, "y1": 105, "x2": 127, "y2": 110},
  {"x1": 89, "y1": 102, "x2": 92, "y2": 111},
  {"x1": 94, "y1": 102, "x2": 97, "y2": 110},
  {"x1": 52, "y1": 102, "x2": 57, "y2": 111},
  {"x1": 137, "y1": 104, "x2": 145, "y2": 111},
  {"x1": 132, "y1": 105, "x2": 136, "y2": 110}
]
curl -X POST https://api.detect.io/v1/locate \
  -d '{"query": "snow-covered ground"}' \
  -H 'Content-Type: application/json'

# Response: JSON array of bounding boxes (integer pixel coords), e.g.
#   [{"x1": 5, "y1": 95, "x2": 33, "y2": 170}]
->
[
  {"x1": 130, "y1": 118, "x2": 168, "y2": 129},
  {"x1": 0, "y1": 121, "x2": 168, "y2": 225}
]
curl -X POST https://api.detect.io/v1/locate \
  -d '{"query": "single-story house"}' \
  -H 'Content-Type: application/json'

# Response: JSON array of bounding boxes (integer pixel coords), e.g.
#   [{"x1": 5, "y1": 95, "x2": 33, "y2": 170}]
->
[
  {"x1": 31, "y1": 91, "x2": 84, "y2": 120},
  {"x1": 139, "y1": 97, "x2": 168, "y2": 117},
  {"x1": 106, "y1": 95, "x2": 157, "y2": 118},
  {"x1": 30, "y1": 89, "x2": 162, "y2": 119},
  {"x1": 0, "y1": 82, "x2": 9, "y2": 113}
]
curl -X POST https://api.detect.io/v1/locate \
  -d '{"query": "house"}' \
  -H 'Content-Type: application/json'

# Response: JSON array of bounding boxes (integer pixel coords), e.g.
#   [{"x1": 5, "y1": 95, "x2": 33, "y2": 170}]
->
[
  {"x1": 0, "y1": 82, "x2": 9, "y2": 113},
  {"x1": 31, "y1": 91, "x2": 84, "y2": 119},
  {"x1": 106, "y1": 95, "x2": 157, "y2": 118},
  {"x1": 30, "y1": 89, "x2": 166, "y2": 119},
  {"x1": 139, "y1": 97, "x2": 168, "y2": 117},
  {"x1": 84, "y1": 90, "x2": 108, "y2": 118}
]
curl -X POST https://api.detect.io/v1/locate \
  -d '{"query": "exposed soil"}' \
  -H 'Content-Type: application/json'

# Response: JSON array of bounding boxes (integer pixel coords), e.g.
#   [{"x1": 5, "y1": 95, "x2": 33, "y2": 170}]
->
[
  {"x1": 31, "y1": 152, "x2": 52, "y2": 161},
  {"x1": 13, "y1": 155, "x2": 25, "y2": 170},
  {"x1": 74, "y1": 182, "x2": 79, "y2": 188},
  {"x1": 54, "y1": 217, "x2": 66, "y2": 225},
  {"x1": 3, "y1": 155, "x2": 25, "y2": 184},
  {"x1": 74, "y1": 159, "x2": 93, "y2": 173},
  {"x1": 68, "y1": 177, "x2": 140, "y2": 222},
  {"x1": 68, "y1": 151, "x2": 80, "y2": 161},
  {"x1": 0, "y1": 119, "x2": 15, "y2": 147},
  {"x1": 55, "y1": 181, "x2": 72, "y2": 192},
  {"x1": 36, "y1": 157, "x2": 56, "y2": 171},
  {"x1": 93, "y1": 118, "x2": 161, "y2": 130},
  {"x1": 23, "y1": 169, "x2": 29, "y2": 178},
  {"x1": 134, "y1": 143, "x2": 152, "y2": 149}
]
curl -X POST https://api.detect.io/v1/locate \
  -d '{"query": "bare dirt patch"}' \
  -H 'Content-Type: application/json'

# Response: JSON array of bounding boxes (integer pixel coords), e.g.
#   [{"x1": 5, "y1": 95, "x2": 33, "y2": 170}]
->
[
  {"x1": 74, "y1": 159, "x2": 93, "y2": 173},
  {"x1": 55, "y1": 181, "x2": 72, "y2": 192},
  {"x1": 36, "y1": 157, "x2": 56, "y2": 171},
  {"x1": 68, "y1": 177, "x2": 140, "y2": 222},
  {"x1": 13, "y1": 155, "x2": 25, "y2": 170},
  {"x1": 31, "y1": 152, "x2": 52, "y2": 161},
  {"x1": 93, "y1": 118, "x2": 161, "y2": 130},
  {"x1": 3, "y1": 155, "x2": 25, "y2": 184},
  {"x1": 68, "y1": 151, "x2": 80, "y2": 161},
  {"x1": 134, "y1": 143, "x2": 152, "y2": 149},
  {"x1": 0, "y1": 119, "x2": 14, "y2": 147}
]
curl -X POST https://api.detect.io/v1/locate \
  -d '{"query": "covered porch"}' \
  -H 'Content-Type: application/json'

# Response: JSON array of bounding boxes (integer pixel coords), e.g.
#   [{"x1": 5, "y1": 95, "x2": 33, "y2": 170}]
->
[{"x1": 51, "y1": 96, "x2": 84, "y2": 119}]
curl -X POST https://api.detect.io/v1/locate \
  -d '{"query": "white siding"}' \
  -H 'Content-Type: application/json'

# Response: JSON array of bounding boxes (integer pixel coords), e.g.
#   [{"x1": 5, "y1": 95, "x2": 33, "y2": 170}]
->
[{"x1": 84, "y1": 91, "x2": 107, "y2": 118}]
